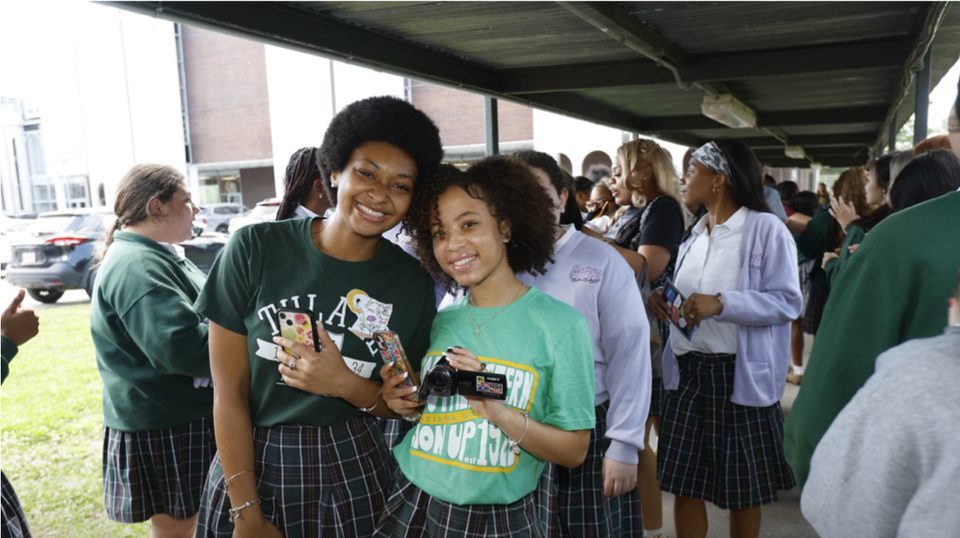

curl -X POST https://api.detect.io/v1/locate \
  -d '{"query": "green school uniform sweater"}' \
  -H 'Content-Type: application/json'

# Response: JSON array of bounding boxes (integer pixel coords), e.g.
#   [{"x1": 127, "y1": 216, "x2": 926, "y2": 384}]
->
[
  {"x1": 785, "y1": 192, "x2": 960, "y2": 486},
  {"x1": 91, "y1": 232, "x2": 212, "y2": 431}
]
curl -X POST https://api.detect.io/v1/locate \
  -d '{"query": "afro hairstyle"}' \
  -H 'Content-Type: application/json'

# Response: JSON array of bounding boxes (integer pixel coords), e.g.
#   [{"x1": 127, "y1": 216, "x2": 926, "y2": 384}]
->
[{"x1": 317, "y1": 96, "x2": 443, "y2": 203}]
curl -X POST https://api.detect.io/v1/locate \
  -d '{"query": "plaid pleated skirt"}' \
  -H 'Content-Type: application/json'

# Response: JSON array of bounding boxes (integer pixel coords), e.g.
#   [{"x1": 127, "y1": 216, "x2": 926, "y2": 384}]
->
[
  {"x1": 658, "y1": 352, "x2": 795, "y2": 510},
  {"x1": 537, "y1": 401, "x2": 642, "y2": 538},
  {"x1": 802, "y1": 264, "x2": 829, "y2": 334},
  {"x1": 375, "y1": 471, "x2": 541, "y2": 538},
  {"x1": 649, "y1": 376, "x2": 663, "y2": 418},
  {"x1": 2, "y1": 471, "x2": 31, "y2": 538},
  {"x1": 381, "y1": 417, "x2": 414, "y2": 450},
  {"x1": 102, "y1": 416, "x2": 215, "y2": 523},
  {"x1": 196, "y1": 416, "x2": 395, "y2": 537}
]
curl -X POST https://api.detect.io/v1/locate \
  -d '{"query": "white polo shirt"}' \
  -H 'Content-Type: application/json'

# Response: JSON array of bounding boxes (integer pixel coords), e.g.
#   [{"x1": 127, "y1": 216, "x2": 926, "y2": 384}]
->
[{"x1": 671, "y1": 207, "x2": 746, "y2": 355}]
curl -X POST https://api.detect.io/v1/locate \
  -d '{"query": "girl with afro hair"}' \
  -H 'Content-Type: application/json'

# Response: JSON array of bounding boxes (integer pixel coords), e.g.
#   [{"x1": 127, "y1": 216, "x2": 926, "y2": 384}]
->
[{"x1": 193, "y1": 96, "x2": 443, "y2": 537}]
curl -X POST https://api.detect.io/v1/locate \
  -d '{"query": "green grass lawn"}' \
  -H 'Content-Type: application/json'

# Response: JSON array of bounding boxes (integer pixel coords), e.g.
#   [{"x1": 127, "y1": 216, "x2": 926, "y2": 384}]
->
[{"x1": 1, "y1": 301, "x2": 150, "y2": 537}]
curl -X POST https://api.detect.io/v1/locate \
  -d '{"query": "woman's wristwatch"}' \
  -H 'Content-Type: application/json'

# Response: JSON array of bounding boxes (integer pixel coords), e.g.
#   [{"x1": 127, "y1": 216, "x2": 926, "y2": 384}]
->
[{"x1": 715, "y1": 292, "x2": 725, "y2": 313}]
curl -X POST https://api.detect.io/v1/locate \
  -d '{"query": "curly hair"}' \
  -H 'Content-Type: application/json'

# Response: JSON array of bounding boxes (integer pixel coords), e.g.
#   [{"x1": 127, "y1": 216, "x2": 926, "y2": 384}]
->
[
  {"x1": 317, "y1": 96, "x2": 443, "y2": 203},
  {"x1": 405, "y1": 157, "x2": 557, "y2": 291}
]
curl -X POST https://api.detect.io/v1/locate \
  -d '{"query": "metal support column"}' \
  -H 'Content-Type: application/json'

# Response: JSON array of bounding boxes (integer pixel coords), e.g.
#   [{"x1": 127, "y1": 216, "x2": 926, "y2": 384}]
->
[
  {"x1": 484, "y1": 96, "x2": 499, "y2": 156},
  {"x1": 913, "y1": 48, "x2": 932, "y2": 146},
  {"x1": 888, "y1": 112, "x2": 897, "y2": 152}
]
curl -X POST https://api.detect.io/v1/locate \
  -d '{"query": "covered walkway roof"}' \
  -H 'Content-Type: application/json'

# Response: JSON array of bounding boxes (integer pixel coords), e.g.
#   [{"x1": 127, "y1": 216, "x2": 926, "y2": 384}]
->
[{"x1": 114, "y1": 1, "x2": 960, "y2": 168}]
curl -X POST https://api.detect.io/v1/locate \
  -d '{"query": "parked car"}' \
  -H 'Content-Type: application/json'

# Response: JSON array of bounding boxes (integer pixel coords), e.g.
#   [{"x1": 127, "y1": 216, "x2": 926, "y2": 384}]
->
[
  {"x1": 179, "y1": 232, "x2": 228, "y2": 274},
  {"x1": 0, "y1": 215, "x2": 36, "y2": 271},
  {"x1": 5, "y1": 208, "x2": 115, "y2": 303},
  {"x1": 194, "y1": 202, "x2": 249, "y2": 233},
  {"x1": 6, "y1": 208, "x2": 229, "y2": 304},
  {"x1": 227, "y1": 198, "x2": 281, "y2": 234}
]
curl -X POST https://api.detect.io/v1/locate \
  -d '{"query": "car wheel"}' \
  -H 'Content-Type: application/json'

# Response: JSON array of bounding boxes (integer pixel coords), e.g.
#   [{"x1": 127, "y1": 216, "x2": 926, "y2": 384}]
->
[
  {"x1": 216, "y1": 223, "x2": 229, "y2": 233},
  {"x1": 27, "y1": 288, "x2": 65, "y2": 304}
]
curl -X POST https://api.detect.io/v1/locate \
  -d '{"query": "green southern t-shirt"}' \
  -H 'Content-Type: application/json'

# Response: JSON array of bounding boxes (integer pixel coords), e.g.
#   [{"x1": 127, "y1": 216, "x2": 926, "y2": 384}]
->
[
  {"x1": 194, "y1": 218, "x2": 436, "y2": 427},
  {"x1": 393, "y1": 287, "x2": 596, "y2": 505}
]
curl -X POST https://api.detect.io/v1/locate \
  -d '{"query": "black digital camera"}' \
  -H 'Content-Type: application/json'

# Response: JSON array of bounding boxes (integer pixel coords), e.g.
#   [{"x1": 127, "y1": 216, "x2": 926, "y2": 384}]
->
[{"x1": 417, "y1": 356, "x2": 508, "y2": 400}]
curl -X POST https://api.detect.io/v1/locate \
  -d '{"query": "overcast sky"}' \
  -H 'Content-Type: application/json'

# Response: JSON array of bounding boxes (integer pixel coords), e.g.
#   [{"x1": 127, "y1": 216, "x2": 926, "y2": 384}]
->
[{"x1": 2, "y1": 0, "x2": 958, "y2": 133}]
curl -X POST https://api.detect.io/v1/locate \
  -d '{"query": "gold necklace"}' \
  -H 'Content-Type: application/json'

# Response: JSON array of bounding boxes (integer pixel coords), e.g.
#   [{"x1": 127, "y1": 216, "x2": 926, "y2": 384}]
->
[{"x1": 466, "y1": 284, "x2": 528, "y2": 337}]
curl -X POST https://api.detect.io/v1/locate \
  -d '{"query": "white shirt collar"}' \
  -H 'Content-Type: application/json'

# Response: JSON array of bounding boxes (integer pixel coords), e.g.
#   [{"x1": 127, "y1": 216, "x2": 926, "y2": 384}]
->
[
  {"x1": 693, "y1": 206, "x2": 749, "y2": 236},
  {"x1": 297, "y1": 204, "x2": 320, "y2": 218},
  {"x1": 554, "y1": 224, "x2": 576, "y2": 253}
]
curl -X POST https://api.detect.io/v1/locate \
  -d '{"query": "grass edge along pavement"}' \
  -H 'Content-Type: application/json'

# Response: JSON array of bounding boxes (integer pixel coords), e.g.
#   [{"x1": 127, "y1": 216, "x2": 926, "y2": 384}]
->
[{"x1": 1, "y1": 301, "x2": 149, "y2": 537}]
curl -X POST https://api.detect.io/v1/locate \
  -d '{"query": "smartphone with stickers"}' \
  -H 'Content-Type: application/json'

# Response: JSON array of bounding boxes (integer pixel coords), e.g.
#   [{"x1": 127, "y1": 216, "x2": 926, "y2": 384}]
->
[
  {"x1": 276, "y1": 308, "x2": 321, "y2": 354},
  {"x1": 373, "y1": 330, "x2": 418, "y2": 402}
]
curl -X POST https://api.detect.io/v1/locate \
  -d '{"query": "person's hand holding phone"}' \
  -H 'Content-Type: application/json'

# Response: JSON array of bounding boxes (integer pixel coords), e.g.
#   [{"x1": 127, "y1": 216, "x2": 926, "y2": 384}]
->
[
  {"x1": 274, "y1": 325, "x2": 351, "y2": 396},
  {"x1": 379, "y1": 362, "x2": 424, "y2": 419},
  {"x1": 681, "y1": 292, "x2": 724, "y2": 327},
  {"x1": 646, "y1": 287, "x2": 672, "y2": 323}
]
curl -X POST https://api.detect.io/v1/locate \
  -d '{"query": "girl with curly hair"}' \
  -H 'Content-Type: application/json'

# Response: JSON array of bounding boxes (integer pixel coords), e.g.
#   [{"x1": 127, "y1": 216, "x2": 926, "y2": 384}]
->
[
  {"x1": 193, "y1": 96, "x2": 443, "y2": 537},
  {"x1": 376, "y1": 157, "x2": 597, "y2": 537}
]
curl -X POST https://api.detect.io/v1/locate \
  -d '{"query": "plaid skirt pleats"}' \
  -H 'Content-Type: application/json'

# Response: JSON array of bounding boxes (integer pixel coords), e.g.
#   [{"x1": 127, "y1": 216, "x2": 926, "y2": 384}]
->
[
  {"x1": 658, "y1": 352, "x2": 796, "y2": 510},
  {"x1": 381, "y1": 417, "x2": 414, "y2": 451},
  {"x1": 649, "y1": 377, "x2": 663, "y2": 418},
  {"x1": 537, "y1": 401, "x2": 642, "y2": 538},
  {"x1": 802, "y1": 264, "x2": 828, "y2": 334},
  {"x1": 196, "y1": 416, "x2": 395, "y2": 537},
  {"x1": 102, "y1": 416, "x2": 215, "y2": 522},
  {"x1": 1, "y1": 471, "x2": 31, "y2": 538},
  {"x1": 375, "y1": 471, "x2": 541, "y2": 538}
]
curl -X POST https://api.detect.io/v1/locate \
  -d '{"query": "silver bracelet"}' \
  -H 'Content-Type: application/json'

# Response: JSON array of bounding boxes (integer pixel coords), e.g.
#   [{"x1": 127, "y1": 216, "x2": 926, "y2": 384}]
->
[
  {"x1": 508, "y1": 411, "x2": 529, "y2": 455},
  {"x1": 228, "y1": 497, "x2": 261, "y2": 522},
  {"x1": 357, "y1": 387, "x2": 381, "y2": 413}
]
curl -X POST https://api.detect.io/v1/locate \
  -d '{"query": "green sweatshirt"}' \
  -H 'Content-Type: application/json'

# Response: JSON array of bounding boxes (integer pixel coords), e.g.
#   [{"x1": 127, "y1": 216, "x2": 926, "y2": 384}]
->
[
  {"x1": 795, "y1": 208, "x2": 833, "y2": 266},
  {"x1": 785, "y1": 192, "x2": 960, "y2": 486},
  {"x1": 90, "y1": 232, "x2": 212, "y2": 431},
  {"x1": 823, "y1": 224, "x2": 866, "y2": 285}
]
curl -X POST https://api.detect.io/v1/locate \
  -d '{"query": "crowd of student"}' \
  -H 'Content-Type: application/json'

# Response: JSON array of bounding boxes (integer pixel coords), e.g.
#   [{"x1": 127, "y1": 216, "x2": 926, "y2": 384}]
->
[{"x1": 1, "y1": 78, "x2": 958, "y2": 538}]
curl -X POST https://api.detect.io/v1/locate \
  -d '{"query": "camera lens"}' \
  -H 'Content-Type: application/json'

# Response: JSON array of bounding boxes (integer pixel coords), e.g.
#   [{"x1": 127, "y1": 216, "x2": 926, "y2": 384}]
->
[{"x1": 425, "y1": 368, "x2": 453, "y2": 396}]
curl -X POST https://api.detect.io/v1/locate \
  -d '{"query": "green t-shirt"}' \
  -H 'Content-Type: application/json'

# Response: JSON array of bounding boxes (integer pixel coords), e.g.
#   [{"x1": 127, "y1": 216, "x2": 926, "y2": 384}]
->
[
  {"x1": 393, "y1": 287, "x2": 597, "y2": 505},
  {"x1": 195, "y1": 218, "x2": 436, "y2": 427}
]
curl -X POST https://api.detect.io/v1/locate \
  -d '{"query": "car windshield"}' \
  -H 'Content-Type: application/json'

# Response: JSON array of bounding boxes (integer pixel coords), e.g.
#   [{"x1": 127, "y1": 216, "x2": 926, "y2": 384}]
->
[
  {"x1": 248, "y1": 204, "x2": 279, "y2": 219},
  {"x1": 26, "y1": 216, "x2": 75, "y2": 235},
  {"x1": 26, "y1": 213, "x2": 115, "y2": 236}
]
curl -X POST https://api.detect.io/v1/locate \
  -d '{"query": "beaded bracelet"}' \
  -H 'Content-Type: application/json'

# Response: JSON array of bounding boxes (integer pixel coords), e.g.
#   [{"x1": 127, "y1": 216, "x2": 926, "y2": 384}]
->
[{"x1": 228, "y1": 498, "x2": 262, "y2": 522}]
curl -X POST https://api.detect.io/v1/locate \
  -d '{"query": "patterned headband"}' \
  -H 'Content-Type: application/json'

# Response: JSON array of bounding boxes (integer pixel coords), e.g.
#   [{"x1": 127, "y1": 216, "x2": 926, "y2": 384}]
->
[{"x1": 692, "y1": 141, "x2": 732, "y2": 180}]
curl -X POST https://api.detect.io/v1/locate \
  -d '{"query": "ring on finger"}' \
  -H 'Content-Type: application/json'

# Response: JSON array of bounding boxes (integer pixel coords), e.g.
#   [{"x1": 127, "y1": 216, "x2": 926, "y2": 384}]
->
[
  {"x1": 289, "y1": 357, "x2": 298, "y2": 370},
  {"x1": 479, "y1": 362, "x2": 487, "y2": 372}
]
